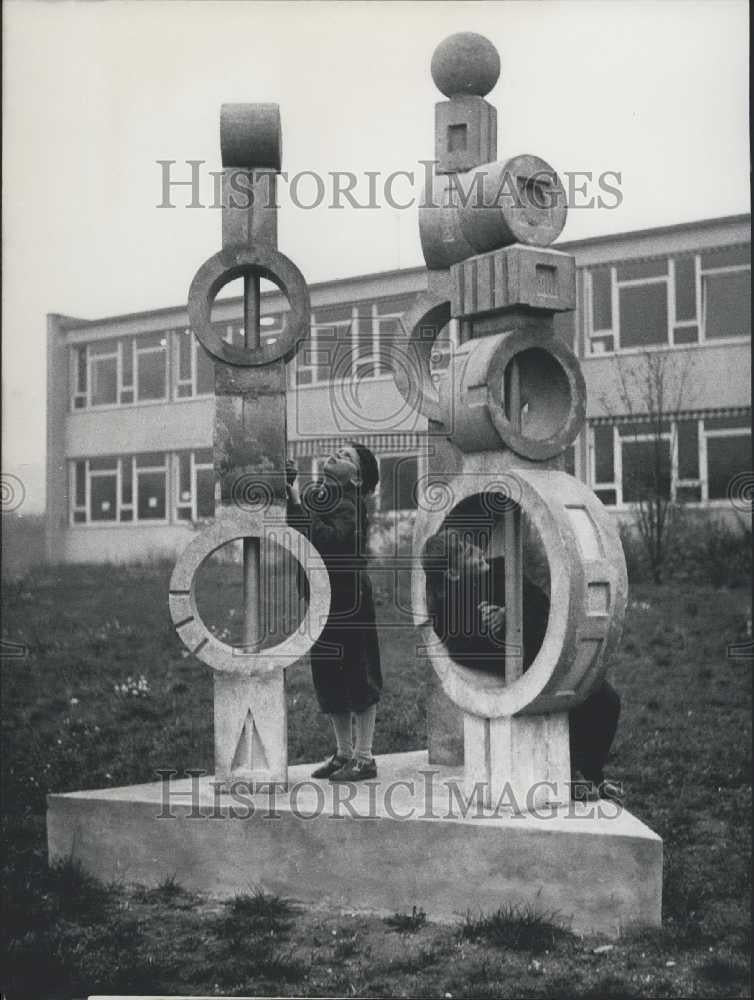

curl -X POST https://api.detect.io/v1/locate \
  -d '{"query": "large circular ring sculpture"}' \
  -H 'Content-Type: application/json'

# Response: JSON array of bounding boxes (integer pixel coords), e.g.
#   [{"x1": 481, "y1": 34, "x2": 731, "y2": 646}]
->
[
  {"x1": 413, "y1": 466, "x2": 627, "y2": 718},
  {"x1": 169, "y1": 508, "x2": 331, "y2": 677},
  {"x1": 188, "y1": 245, "x2": 310, "y2": 367},
  {"x1": 485, "y1": 329, "x2": 586, "y2": 460},
  {"x1": 390, "y1": 292, "x2": 451, "y2": 424}
]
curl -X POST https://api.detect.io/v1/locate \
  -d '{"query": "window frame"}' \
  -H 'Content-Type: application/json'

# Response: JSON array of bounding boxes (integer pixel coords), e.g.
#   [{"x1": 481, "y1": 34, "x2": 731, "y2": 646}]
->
[
  {"x1": 584, "y1": 246, "x2": 750, "y2": 357},
  {"x1": 172, "y1": 328, "x2": 215, "y2": 400},
  {"x1": 296, "y1": 297, "x2": 416, "y2": 387},
  {"x1": 133, "y1": 334, "x2": 169, "y2": 403},
  {"x1": 589, "y1": 415, "x2": 751, "y2": 509},
  {"x1": 70, "y1": 332, "x2": 174, "y2": 412},
  {"x1": 700, "y1": 259, "x2": 751, "y2": 343},
  {"x1": 173, "y1": 449, "x2": 215, "y2": 522},
  {"x1": 701, "y1": 420, "x2": 751, "y2": 503},
  {"x1": 70, "y1": 453, "x2": 170, "y2": 527}
]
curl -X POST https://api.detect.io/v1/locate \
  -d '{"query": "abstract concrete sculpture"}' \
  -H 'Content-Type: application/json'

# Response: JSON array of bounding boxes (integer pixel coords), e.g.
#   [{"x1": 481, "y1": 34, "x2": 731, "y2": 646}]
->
[
  {"x1": 48, "y1": 35, "x2": 661, "y2": 937},
  {"x1": 169, "y1": 104, "x2": 330, "y2": 787},
  {"x1": 394, "y1": 32, "x2": 628, "y2": 807}
]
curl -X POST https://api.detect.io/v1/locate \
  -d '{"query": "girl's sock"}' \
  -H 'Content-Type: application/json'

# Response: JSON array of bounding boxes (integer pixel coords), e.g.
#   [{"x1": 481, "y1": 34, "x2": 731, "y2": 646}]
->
[
  {"x1": 354, "y1": 704, "x2": 377, "y2": 761},
  {"x1": 330, "y1": 712, "x2": 353, "y2": 759}
]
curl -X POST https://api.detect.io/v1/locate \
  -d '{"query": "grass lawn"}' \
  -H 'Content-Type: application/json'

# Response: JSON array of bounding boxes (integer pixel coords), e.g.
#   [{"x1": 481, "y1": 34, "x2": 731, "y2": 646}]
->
[{"x1": 1, "y1": 558, "x2": 751, "y2": 999}]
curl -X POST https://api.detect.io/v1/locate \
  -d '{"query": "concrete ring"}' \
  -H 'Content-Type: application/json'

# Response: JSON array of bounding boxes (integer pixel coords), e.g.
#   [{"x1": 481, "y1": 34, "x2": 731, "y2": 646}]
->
[
  {"x1": 412, "y1": 465, "x2": 627, "y2": 717},
  {"x1": 486, "y1": 329, "x2": 586, "y2": 460},
  {"x1": 188, "y1": 245, "x2": 310, "y2": 366},
  {"x1": 390, "y1": 292, "x2": 451, "y2": 423},
  {"x1": 169, "y1": 508, "x2": 331, "y2": 676}
]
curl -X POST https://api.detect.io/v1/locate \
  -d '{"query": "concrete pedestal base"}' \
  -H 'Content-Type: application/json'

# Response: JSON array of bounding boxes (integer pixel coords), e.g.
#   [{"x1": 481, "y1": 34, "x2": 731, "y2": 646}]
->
[{"x1": 47, "y1": 750, "x2": 661, "y2": 937}]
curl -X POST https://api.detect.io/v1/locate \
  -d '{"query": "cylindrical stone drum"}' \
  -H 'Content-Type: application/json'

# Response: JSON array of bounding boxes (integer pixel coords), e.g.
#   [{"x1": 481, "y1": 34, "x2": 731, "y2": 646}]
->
[
  {"x1": 457, "y1": 155, "x2": 568, "y2": 251},
  {"x1": 435, "y1": 326, "x2": 585, "y2": 458}
]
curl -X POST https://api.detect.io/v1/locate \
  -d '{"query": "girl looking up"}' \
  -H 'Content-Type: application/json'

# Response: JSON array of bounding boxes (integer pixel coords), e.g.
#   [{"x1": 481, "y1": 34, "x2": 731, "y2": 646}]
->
[{"x1": 286, "y1": 442, "x2": 382, "y2": 781}]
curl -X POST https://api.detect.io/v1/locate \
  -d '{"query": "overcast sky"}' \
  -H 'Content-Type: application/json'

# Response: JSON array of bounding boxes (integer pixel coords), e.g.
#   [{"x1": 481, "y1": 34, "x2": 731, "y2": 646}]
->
[{"x1": 2, "y1": 0, "x2": 749, "y2": 513}]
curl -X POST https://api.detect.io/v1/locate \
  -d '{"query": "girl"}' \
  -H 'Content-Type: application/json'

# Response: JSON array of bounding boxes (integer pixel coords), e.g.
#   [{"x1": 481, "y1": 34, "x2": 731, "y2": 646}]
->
[{"x1": 286, "y1": 442, "x2": 382, "y2": 781}]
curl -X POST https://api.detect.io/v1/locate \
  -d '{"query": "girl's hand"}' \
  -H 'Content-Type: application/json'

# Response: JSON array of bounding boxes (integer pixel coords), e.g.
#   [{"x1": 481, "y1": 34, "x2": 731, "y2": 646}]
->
[
  {"x1": 287, "y1": 481, "x2": 301, "y2": 505},
  {"x1": 479, "y1": 602, "x2": 506, "y2": 636},
  {"x1": 286, "y1": 461, "x2": 301, "y2": 503}
]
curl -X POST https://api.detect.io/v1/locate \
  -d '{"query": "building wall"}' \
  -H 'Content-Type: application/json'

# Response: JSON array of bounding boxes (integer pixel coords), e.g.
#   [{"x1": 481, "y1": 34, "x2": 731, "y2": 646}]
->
[{"x1": 47, "y1": 215, "x2": 751, "y2": 563}]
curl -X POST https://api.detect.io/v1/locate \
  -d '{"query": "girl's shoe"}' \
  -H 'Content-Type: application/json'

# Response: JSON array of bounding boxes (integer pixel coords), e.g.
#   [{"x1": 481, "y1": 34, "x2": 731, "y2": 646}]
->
[
  {"x1": 311, "y1": 753, "x2": 351, "y2": 779},
  {"x1": 599, "y1": 778, "x2": 624, "y2": 804},
  {"x1": 329, "y1": 756, "x2": 377, "y2": 782},
  {"x1": 570, "y1": 771, "x2": 600, "y2": 802}
]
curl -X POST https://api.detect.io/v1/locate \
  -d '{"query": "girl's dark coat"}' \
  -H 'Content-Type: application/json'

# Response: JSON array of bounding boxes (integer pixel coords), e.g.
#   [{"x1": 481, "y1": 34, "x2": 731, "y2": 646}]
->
[{"x1": 287, "y1": 481, "x2": 382, "y2": 714}]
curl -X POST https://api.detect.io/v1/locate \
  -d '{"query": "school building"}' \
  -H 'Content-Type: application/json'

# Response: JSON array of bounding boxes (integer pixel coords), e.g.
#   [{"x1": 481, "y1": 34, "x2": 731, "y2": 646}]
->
[{"x1": 46, "y1": 213, "x2": 751, "y2": 563}]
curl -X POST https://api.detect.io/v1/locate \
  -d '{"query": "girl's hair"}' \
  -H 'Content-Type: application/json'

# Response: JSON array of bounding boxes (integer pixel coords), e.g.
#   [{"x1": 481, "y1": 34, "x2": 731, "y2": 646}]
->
[
  {"x1": 348, "y1": 441, "x2": 379, "y2": 495},
  {"x1": 420, "y1": 531, "x2": 467, "y2": 579},
  {"x1": 345, "y1": 441, "x2": 379, "y2": 557}
]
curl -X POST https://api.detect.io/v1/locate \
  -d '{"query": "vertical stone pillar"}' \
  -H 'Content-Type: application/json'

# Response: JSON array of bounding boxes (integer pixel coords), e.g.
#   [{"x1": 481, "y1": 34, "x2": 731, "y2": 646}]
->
[
  {"x1": 392, "y1": 33, "x2": 626, "y2": 810},
  {"x1": 172, "y1": 104, "x2": 320, "y2": 790}
]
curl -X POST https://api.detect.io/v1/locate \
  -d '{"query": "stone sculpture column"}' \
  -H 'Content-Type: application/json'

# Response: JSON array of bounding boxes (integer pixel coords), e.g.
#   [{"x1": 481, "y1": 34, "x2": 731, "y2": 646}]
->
[
  {"x1": 169, "y1": 105, "x2": 331, "y2": 789},
  {"x1": 393, "y1": 33, "x2": 628, "y2": 808}
]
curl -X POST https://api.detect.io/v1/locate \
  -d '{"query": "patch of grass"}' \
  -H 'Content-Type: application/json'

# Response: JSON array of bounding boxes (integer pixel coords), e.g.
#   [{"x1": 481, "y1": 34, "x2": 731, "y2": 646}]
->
[
  {"x1": 225, "y1": 885, "x2": 298, "y2": 921},
  {"x1": 384, "y1": 904, "x2": 427, "y2": 933},
  {"x1": 211, "y1": 887, "x2": 298, "y2": 943},
  {"x1": 2, "y1": 564, "x2": 751, "y2": 997},
  {"x1": 697, "y1": 957, "x2": 750, "y2": 987},
  {"x1": 460, "y1": 904, "x2": 573, "y2": 953},
  {"x1": 130, "y1": 875, "x2": 198, "y2": 909}
]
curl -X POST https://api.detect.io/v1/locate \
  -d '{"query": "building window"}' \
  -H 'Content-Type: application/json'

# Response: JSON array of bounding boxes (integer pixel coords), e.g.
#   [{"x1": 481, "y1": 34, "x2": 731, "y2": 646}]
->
[
  {"x1": 134, "y1": 452, "x2": 167, "y2": 519},
  {"x1": 89, "y1": 339, "x2": 119, "y2": 406},
  {"x1": 703, "y1": 415, "x2": 751, "y2": 501},
  {"x1": 378, "y1": 454, "x2": 418, "y2": 512},
  {"x1": 174, "y1": 448, "x2": 214, "y2": 521},
  {"x1": 701, "y1": 247, "x2": 751, "y2": 341},
  {"x1": 618, "y1": 282, "x2": 668, "y2": 349},
  {"x1": 585, "y1": 245, "x2": 750, "y2": 355},
  {"x1": 88, "y1": 456, "x2": 118, "y2": 521},
  {"x1": 621, "y1": 436, "x2": 671, "y2": 503},
  {"x1": 173, "y1": 329, "x2": 214, "y2": 398},
  {"x1": 296, "y1": 306, "x2": 351, "y2": 385},
  {"x1": 296, "y1": 296, "x2": 417, "y2": 386},
  {"x1": 590, "y1": 413, "x2": 751, "y2": 507},
  {"x1": 134, "y1": 334, "x2": 168, "y2": 402},
  {"x1": 672, "y1": 256, "x2": 699, "y2": 344},
  {"x1": 71, "y1": 332, "x2": 171, "y2": 410},
  {"x1": 71, "y1": 453, "x2": 168, "y2": 524}
]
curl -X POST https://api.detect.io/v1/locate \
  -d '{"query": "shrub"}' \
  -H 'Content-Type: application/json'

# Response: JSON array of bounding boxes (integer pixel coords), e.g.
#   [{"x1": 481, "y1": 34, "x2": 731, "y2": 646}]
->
[
  {"x1": 618, "y1": 520, "x2": 648, "y2": 582},
  {"x1": 664, "y1": 510, "x2": 751, "y2": 587},
  {"x1": 460, "y1": 904, "x2": 573, "y2": 952},
  {"x1": 384, "y1": 905, "x2": 427, "y2": 932},
  {"x1": 618, "y1": 510, "x2": 751, "y2": 587}
]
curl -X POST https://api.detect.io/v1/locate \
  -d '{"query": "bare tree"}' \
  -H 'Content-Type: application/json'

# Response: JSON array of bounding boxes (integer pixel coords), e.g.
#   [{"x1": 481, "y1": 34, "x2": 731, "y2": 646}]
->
[{"x1": 601, "y1": 350, "x2": 695, "y2": 583}]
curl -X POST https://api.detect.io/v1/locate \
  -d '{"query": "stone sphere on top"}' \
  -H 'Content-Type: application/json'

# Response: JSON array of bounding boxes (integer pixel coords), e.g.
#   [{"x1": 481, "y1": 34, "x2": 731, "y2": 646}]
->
[{"x1": 431, "y1": 32, "x2": 501, "y2": 98}]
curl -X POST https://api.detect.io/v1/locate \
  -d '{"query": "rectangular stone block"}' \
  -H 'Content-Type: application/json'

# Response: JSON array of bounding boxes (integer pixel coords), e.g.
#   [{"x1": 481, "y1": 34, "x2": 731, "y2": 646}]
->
[
  {"x1": 451, "y1": 245, "x2": 576, "y2": 318},
  {"x1": 435, "y1": 97, "x2": 497, "y2": 174},
  {"x1": 214, "y1": 361, "x2": 287, "y2": 507},
  {"x1": 221, "y1": 169, "x2": 277, "y2": 247},
  {"x1": 427, "y1": 666, "x2": 464, "y2": 765},
  {"x1": 47, "y1": 750, "x2": 663, "y2": 937},
  {"x1": 214, "y1": 671, "x2": 287, "y2": 786}
]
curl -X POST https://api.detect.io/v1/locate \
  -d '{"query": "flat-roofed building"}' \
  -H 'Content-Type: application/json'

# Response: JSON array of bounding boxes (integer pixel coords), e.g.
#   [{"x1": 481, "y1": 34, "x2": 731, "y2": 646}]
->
[{"x1": 47, "y1": 214, "x2": 751, "y2": 563}]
